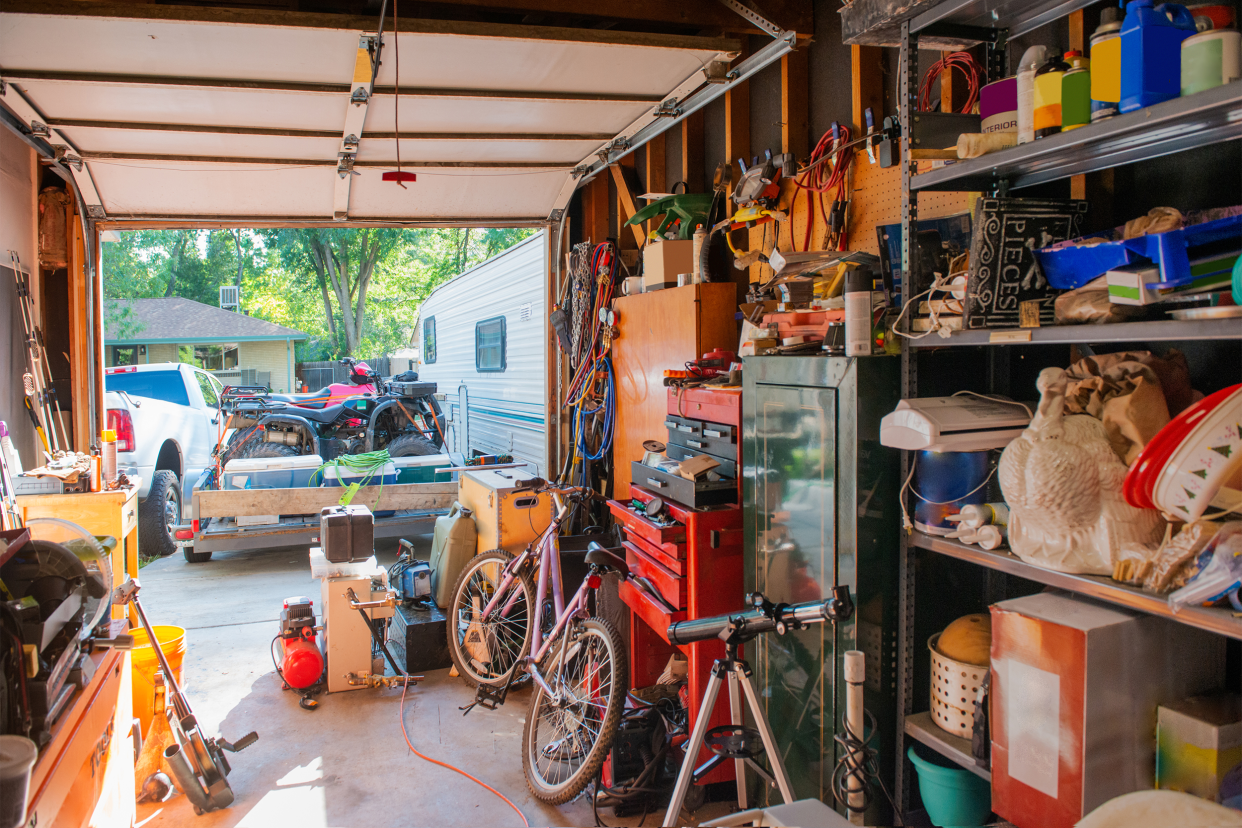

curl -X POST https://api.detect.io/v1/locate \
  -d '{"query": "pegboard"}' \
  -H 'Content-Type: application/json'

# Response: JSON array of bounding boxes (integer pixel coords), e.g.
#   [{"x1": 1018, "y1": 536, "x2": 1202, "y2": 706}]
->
[
  {"x1": 847, "y1": 159, "x2": 972, "y2": 255},
  {"x1": 739, "y1": 159, "x2": 972, "y2": 283}
]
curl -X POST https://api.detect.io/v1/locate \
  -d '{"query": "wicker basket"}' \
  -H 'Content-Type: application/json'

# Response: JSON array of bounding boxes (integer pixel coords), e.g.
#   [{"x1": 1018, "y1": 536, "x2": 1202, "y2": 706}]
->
[{"x1": 928, "y1": 633, "x2": 988, "y2": 739}]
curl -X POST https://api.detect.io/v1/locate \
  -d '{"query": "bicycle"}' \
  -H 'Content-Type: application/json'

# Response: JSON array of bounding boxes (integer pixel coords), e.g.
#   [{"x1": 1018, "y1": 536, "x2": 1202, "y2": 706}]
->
[{"x1": 445, "y1": 480, "x2": 629, "y2": 803}]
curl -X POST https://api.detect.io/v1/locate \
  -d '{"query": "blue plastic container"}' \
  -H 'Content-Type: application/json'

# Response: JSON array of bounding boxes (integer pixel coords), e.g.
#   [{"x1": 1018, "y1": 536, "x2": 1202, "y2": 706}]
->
[
  {"x1": 908, "y1": 746, "x2": 992, "y2": 827},
  {"x1": 1119, "y1": 0, "x2": 1197, "y2": 113},
  {"x1": 914, "y1": 451, "x2": 990, "y2": 536}
]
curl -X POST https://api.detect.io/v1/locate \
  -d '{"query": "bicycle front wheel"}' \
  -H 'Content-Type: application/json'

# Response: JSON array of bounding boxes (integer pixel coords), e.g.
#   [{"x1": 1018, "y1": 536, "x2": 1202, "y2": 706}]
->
[
  {"x1": 522, "y1": 617, "x2": 627, "y2": 804},
  {"x1": 446, "y1": 550, "x2": 535, "y2": 688}
]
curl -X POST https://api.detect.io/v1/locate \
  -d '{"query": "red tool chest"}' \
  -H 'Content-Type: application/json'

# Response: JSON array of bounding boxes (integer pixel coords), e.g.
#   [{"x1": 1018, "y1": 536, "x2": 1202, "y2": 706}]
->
[{"x1": 610, "y1": 384, "x2": 744, "y2": 785}]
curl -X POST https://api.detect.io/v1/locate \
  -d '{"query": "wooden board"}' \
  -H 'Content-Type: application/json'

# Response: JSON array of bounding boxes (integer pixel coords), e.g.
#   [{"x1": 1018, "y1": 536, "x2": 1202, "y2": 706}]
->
[
  {"x1": 195, "y1": 481, "x2": 457, "y2": 518},
  {"x1": 612, "y1": 282, "x2": 737, "y2": 499}
]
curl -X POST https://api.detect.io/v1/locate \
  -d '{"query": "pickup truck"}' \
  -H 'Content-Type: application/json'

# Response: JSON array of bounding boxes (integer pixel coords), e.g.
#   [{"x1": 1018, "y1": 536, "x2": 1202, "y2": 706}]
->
[{"x1": 104, "y1": 362, "x2": 225, "y2": 562}]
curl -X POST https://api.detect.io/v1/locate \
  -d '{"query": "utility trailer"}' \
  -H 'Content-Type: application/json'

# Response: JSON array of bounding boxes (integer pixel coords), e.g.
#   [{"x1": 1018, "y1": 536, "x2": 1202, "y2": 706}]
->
[{"x1": 183, "y1": 477, "x2": 458, "y2": 562}]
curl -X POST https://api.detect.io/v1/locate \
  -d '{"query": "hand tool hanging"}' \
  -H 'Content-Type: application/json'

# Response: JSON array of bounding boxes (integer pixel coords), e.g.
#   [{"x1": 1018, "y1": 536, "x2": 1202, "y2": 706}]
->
[{"x1": 10, "y1": 252, "x2": 68, "y2": 455}]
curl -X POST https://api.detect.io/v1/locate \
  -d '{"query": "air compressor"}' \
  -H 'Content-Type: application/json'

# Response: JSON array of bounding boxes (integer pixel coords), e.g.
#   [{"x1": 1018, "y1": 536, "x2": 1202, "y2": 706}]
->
[{"x1": 276, "y1": 596, "x2": 324, "y2": 704}]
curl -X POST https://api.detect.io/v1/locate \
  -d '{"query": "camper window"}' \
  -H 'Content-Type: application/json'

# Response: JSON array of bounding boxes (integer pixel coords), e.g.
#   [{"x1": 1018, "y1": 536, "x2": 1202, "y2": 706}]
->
[
  {"x1": 424, "y1": 316, "x2": 437, "y2": 364},
  {"x1": 475, "y1": 316, "x2": 506, "y2": 372}
]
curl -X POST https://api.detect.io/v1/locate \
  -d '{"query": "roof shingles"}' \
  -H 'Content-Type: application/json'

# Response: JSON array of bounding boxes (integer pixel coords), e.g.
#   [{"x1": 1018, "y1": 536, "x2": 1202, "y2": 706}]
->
[{"x1": 105, "y1": 297, "x2": 307, "y2": 343}]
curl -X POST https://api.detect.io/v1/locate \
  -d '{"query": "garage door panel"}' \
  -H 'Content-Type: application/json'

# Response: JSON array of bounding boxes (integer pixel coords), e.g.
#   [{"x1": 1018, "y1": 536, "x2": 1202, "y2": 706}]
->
[
  {"x1": 61, "y1": 127, "x2": 341, "y2": 161},
  {"x1": 348, "y1": 167, "x2": 567, "y2": 218},
  {"x1": 353, "y1": 138, "x2": 601, "y2": 164},
  {"x1": 2, "y1": 13, "x2": 726, "y2": 96}
]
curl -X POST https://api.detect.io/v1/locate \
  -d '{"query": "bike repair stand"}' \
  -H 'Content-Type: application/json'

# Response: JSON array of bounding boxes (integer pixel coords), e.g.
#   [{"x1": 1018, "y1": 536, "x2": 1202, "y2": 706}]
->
[{"x1": 662, "y1": 621, "x2": 795, "y2": 828}]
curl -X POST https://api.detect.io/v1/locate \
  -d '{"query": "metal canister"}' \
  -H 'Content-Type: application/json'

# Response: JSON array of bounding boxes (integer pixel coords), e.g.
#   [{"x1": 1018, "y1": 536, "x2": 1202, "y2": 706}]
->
[
  {"x1": 1181, "y1": 29, "x2": 1242, "y2": 95},
  {"x1": 1061, "y1": 51, "x2": 1092, "y2": 130},
  {"x1": 1090, "y1": 6, "x2": 1123, "y2": 121},
  {"x1": 1033, "y1": 51, "x2": 1070, "y2": 139},
  {"x1": 979, "y1": 77, "x2": 1018, "y2": 134}
]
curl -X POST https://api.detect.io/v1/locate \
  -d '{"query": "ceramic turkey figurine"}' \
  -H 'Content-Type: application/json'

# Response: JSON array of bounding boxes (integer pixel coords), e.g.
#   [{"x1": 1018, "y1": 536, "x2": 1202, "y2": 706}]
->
[{"x1": 999, "y1": 367, "x2": 1166, "y2": 574}]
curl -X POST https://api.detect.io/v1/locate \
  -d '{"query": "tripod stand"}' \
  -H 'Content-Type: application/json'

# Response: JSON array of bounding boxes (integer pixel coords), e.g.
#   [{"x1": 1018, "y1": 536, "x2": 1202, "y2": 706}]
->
[{"x1": 661, "y1": 589, "x2": 853, "y2": 827}]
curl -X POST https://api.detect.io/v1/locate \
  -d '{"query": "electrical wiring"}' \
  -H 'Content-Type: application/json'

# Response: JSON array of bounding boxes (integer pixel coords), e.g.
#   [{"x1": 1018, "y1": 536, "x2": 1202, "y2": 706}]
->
[
  {"x1": 831, "y1": 708, "x2": 904, "y2": 824},
  {"x1": 791, "y1": 124, "x2": 856, "y2": 252},
  {"x1": 918, "y1": 51, "x2": 982, "y2": 113}
]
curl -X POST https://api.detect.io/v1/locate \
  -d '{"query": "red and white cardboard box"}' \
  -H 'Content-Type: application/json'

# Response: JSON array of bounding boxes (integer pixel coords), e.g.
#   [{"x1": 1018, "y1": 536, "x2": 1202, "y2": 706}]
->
[{"x1": 990, "y1": 591, "x2": 1225, "y2": 828}]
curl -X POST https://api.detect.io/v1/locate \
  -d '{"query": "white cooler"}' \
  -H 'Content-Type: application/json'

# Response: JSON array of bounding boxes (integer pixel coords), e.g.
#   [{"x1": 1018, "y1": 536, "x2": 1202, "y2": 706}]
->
[{"x1": 222, "y1": 454, "x2": 325, "y2": 490}]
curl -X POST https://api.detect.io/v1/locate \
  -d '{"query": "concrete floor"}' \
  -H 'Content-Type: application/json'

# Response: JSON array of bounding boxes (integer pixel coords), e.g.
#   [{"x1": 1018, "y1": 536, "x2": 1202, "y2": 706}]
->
[{"x1": 132, "y1": 537, "x2": 731, "y2": 828}]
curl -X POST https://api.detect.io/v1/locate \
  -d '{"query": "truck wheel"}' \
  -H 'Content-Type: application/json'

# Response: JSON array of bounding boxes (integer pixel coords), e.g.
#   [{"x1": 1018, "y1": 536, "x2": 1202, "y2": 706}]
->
[
  {"x1": 183, "y1": 547, "x2": 212, "y2": 564},
  {"x1": 387, "y1": 433, "x2": 439, "y2": 457},
  {"x1": 140, "y1": 470, "x2": 181, "y2": 559},
  {"x1": 237, "y1": 442, "x2": 300, "y2": 459}
]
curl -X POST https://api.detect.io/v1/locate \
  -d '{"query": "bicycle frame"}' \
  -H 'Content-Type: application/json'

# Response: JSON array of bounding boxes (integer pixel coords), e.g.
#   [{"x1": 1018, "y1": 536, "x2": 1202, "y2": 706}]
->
[{"x1": 477, "y1": 491, "x2": 594, "y2": 674}]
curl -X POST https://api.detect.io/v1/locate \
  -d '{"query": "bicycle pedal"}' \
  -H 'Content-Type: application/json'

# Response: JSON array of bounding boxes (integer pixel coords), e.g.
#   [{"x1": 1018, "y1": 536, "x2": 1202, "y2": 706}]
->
[{"x1": 471, "y1": 681, "x2": 509, "y2": 711}]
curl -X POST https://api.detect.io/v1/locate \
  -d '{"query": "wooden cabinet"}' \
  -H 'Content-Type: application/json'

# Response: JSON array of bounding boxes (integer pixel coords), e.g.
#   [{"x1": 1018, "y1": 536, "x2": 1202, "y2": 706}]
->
[
  {"x1": 612, "y1": 283, "x2": 737, "y2": 499},
  {"x1": 26, "y1": 646, "x2": 136, "y2": 828},
  {"x1": 17, "y1": 482, "x2": 141, "y2": 622}
]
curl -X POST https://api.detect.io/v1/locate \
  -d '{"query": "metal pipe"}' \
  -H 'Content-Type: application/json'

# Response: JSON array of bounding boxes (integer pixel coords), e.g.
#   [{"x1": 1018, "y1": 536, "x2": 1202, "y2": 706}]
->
[
  {"x1": 843, "y1": 650, "x2": 866, "y2": 821},
  {"x1": 164, "y1": 743, "x2": 212, "y2": 813}
]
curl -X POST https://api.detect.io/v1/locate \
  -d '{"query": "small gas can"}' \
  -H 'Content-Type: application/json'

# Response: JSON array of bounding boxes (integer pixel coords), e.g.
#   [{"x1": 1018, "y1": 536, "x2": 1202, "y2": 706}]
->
[
  {"x1": 1061, "y1": 51, "x2": 1092, "y2": 130},
  {"x1": 1119, "y1": 0, "x2": 1198, "y2": 112},
  {"x1": 1091, "y1": 6, "x2": 1124, "y2": 120}
]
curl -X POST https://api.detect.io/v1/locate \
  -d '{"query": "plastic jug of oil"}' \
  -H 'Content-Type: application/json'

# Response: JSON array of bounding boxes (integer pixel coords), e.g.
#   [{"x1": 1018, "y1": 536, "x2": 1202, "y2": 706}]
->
[
  {"x1": 1091, "y1": 6, "x2": 1124, "y2": 121},
  {"x1": 1016, "y1": 45, "x2": 1049, "y2": 144},
  {"x1": 1119, "y1": 0, "x2": 1197, "y2": 112}
]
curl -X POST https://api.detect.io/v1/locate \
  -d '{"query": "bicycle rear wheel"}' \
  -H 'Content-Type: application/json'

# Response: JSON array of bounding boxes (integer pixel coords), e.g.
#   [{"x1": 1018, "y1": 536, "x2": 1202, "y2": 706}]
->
[
  {"x1": 446, "y1": 550, "x2": 535, "y2": 688},
  {"x1": 521, "y1": 617, "x2": 627, "y2": 804}
]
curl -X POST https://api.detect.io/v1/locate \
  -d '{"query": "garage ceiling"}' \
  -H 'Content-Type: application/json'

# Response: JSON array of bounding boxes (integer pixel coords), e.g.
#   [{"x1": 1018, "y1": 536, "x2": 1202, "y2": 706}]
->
[{"x1": 0, "y1": 2, "x2": 752, "y2": 225}]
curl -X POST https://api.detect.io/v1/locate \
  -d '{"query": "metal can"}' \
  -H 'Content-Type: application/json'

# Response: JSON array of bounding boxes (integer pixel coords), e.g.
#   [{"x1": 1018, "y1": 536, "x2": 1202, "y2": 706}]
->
[{"x1": 1090, "y1": 7, "x2": 1123, "y2": 121}]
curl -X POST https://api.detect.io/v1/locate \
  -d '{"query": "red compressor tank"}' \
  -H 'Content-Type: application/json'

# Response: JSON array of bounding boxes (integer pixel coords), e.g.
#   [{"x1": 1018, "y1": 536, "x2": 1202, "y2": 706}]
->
[{"x1": 278, "y1": 596, "x2": 324, "y2": 690}]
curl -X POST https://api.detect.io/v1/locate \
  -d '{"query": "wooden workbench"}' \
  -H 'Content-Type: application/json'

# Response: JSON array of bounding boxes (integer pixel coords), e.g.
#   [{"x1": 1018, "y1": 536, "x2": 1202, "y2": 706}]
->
[{"x1": 16, "y1": 481, "x2": 141, "y2": 622}]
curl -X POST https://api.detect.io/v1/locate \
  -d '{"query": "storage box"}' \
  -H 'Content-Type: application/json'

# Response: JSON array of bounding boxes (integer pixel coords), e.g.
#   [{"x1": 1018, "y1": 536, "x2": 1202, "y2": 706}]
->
[
  {"x1": 223, "y1": 454, "x2": 325, "y2": 490},
  {"x1": 387, "y1": 602, "x2": 452, "y2": 673},
  {"x1": 989, "y1": 592, "x2": 1225, "y2": 828},
  {"x1": 391, "y1": 453, "x2": 452, "y2": 484},
  {"x1": 322, "y1": 461, "x2": 397, "y2": 488},
  {"x1": 1157, "y1": 694, "x2": 1242, "y2": 808},
  {"x1": 642, "y1": 239, "x2": 694, "y2": 291},
  {"x1": 319, "y1": 504, "x2": 374, "y2": 562},
  {"x1": 630, "y1": 461, "x2": 735, "y2": 509},
  {"x1": 1105, "y1": 254, "x2": 1237, "y2": 306},
  {"x1": 457, "y1": 468, "x2": 554, "y2": 553}
]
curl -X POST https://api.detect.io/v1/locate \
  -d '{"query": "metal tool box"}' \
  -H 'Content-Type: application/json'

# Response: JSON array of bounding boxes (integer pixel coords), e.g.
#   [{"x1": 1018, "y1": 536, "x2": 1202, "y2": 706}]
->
[{"x1": 457, "y1": 468, "x2": 553, "y2": 553}]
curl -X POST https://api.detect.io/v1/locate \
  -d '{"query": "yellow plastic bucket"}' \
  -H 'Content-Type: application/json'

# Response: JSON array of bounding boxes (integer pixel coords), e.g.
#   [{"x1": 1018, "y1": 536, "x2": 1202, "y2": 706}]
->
[{"x1": 130, "y1": 625, "x2": 186, "y2": 736}]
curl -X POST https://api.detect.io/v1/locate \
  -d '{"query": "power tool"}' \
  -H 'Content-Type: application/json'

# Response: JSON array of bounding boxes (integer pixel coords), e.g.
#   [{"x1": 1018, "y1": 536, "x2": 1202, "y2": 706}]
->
[{"x1": 277, "y1": 596, "x2": 324, "y2": 693}]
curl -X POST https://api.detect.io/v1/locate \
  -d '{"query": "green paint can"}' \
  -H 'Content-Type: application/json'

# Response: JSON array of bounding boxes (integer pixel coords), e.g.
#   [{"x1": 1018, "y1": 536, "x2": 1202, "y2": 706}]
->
[
  {"x1": 1062, "y1": 50, "x2": 1092, "y2": 130},
  {"x1": 1181, "y1": 29, "x2": 1242, "y2": 96}
]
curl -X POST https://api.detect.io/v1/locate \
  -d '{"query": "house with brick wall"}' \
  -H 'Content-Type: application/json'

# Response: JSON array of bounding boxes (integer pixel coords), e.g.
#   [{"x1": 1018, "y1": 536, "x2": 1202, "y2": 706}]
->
[{"x1": 104, "y1": 297, "x2": 307, "y2": 393}]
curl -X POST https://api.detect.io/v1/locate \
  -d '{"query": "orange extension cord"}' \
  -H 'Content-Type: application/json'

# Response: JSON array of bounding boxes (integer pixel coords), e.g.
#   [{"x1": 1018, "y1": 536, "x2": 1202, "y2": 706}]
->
[{"x1": 399, "y1": 679, "x2": 530, "y2": 827}]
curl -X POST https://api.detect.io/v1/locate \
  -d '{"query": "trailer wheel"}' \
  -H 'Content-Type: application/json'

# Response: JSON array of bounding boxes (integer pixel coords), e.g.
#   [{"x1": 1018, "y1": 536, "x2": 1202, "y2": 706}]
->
[
  {"x1": 183, "y1": 547, "x2": 212, "y2": 564},
  {"x1": 386, "y1": 433, "x2": 439, "y2": 457}
]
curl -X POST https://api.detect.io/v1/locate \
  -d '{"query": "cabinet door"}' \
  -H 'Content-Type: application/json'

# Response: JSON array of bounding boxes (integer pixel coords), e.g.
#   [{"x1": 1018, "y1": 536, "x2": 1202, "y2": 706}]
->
[{"x1": 743, "y1": 381, "x2": 837, "y2": 802}]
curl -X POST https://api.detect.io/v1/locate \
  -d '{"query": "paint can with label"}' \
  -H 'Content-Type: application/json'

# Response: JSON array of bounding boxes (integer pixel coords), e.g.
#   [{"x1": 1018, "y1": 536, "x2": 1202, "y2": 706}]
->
[
  {"x1": 1091, "y1": 6, "x2": 1124, "y2": 121},
  {"x1": 1181, "y1": 28, "x2": 1242, "y2": 95},
  {"x1": 980, "y1": 77, "x2": 1018, "y2": 134},
  {"x1": 1033, "y1": 51, "x2": 1071, "y2": 138},
  {"x1": 1061, "y1": 51, "x2": 1092, "y2": 130}
]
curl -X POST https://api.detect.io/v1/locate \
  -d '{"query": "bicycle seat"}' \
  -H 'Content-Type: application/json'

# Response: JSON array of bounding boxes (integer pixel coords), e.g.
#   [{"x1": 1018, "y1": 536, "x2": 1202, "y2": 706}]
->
[{"x1": 585, "y1": 543, "x2": 629, "y2": 578}]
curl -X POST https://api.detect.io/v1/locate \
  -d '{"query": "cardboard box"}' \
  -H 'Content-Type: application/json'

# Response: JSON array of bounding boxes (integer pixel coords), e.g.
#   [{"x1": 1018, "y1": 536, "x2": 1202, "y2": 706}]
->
[
  {"x1": 676, "y1": 454, "x2": 720, "y2": 481},
  {"x1": 643, "y1": 240, "x2": 694, "y2": 291},
  {"x1": 1157, "y1": 695, "x2": 1242, "y2": 808},
  {"x1": 990, "y1": 592, "x2": 1225, "y2": 828}
]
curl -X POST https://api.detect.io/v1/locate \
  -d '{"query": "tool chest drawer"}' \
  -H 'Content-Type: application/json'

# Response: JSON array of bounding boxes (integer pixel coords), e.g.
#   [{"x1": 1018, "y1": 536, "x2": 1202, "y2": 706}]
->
[
  {"x1": 618, "y1": 577, "x2": 683, "y2": 641},
  {"x1": 622, "y1": 531, "x2": 684, "y2": 575},
  {"x1": 666, "y1": 428, "x2": 736, "y2": 459},
  {"x1": 623, "y1": 541, "x2": 686, "y2": 610},
  {"x1": 665, "y1": 443, "x2": 736, "y2": 479},
  {"x1": 663, "y1": 414, "x2": 704, "y2": 437},
  {"x1": 630, "y1": 462, "x2": 737, "y2": 509},
  {"x1": 607, "y1": 500, "x2": 687, "y2": 546}
]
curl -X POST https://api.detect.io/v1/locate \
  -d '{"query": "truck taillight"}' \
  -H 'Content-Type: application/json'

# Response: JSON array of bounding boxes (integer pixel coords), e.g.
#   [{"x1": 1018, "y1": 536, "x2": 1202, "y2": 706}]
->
[{"x1": 106, "y1": 408, "x2": 136, "y2": 452}]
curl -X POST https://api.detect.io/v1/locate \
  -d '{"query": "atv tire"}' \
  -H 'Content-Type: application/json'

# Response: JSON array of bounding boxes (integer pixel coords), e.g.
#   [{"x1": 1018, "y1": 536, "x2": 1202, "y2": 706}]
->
[{"x1": 386, "y1": 433, "x2": 439, "y2": 457}]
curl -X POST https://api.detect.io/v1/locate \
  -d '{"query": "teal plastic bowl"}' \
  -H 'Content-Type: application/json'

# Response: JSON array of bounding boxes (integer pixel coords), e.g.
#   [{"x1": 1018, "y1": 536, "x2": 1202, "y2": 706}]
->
[{"x1": 907, "y1": 745, "x2": 992, "y2": 827}]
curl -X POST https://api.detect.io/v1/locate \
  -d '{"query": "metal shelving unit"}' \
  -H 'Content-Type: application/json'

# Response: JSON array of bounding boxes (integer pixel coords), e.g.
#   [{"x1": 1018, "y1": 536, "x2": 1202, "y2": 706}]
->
[
  {"x1": 912, "y1": 533, "x2": 1242, "y2": 641},
  {"x1": 904, "y1": 711, "x2": 990, "y2": 781},
  {"x1": 912, "y1": 81, "x2": 1242, "y2": 192},
  {"x1": 908, "y1": 316, "x2": 1242, "y2": 347},
  {"x1": 892, "y1": 1, "x2": 1242, "y2": 813}
]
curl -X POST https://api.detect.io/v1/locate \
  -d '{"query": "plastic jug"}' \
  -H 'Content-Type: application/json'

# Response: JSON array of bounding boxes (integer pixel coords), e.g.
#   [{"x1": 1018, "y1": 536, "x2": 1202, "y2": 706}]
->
[
  {"x1": 430, "y1": 502, "x2": 477, "y2": 608},
  {"x1": 1016, "y1": 45, "x2": 1049, "y2": 144},
  {"x1": 1119, "y1": 0, "x2": 1197, "y2": 112}
]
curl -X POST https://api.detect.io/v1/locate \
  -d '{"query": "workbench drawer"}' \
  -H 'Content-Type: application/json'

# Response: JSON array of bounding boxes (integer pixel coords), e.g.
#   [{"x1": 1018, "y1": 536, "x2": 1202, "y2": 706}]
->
[
  {"x1": 630, "y1": 463, "x2": 736, "y2": 510},
  {"x1": 607, "y1": 499, "x2": 686, "y2": 546},
  {"x1": 620, "y1": 530, "x2": 684, "y2": 575},
  {"x1": 618, "y1": 577, "x2": 684, "y2": 643},
  {"x1": 623, "y1": 541, "x2": 685, "y2": 610},
  {"x1": 665, "y1": 443, "x2": 736, "y2": 479}
]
